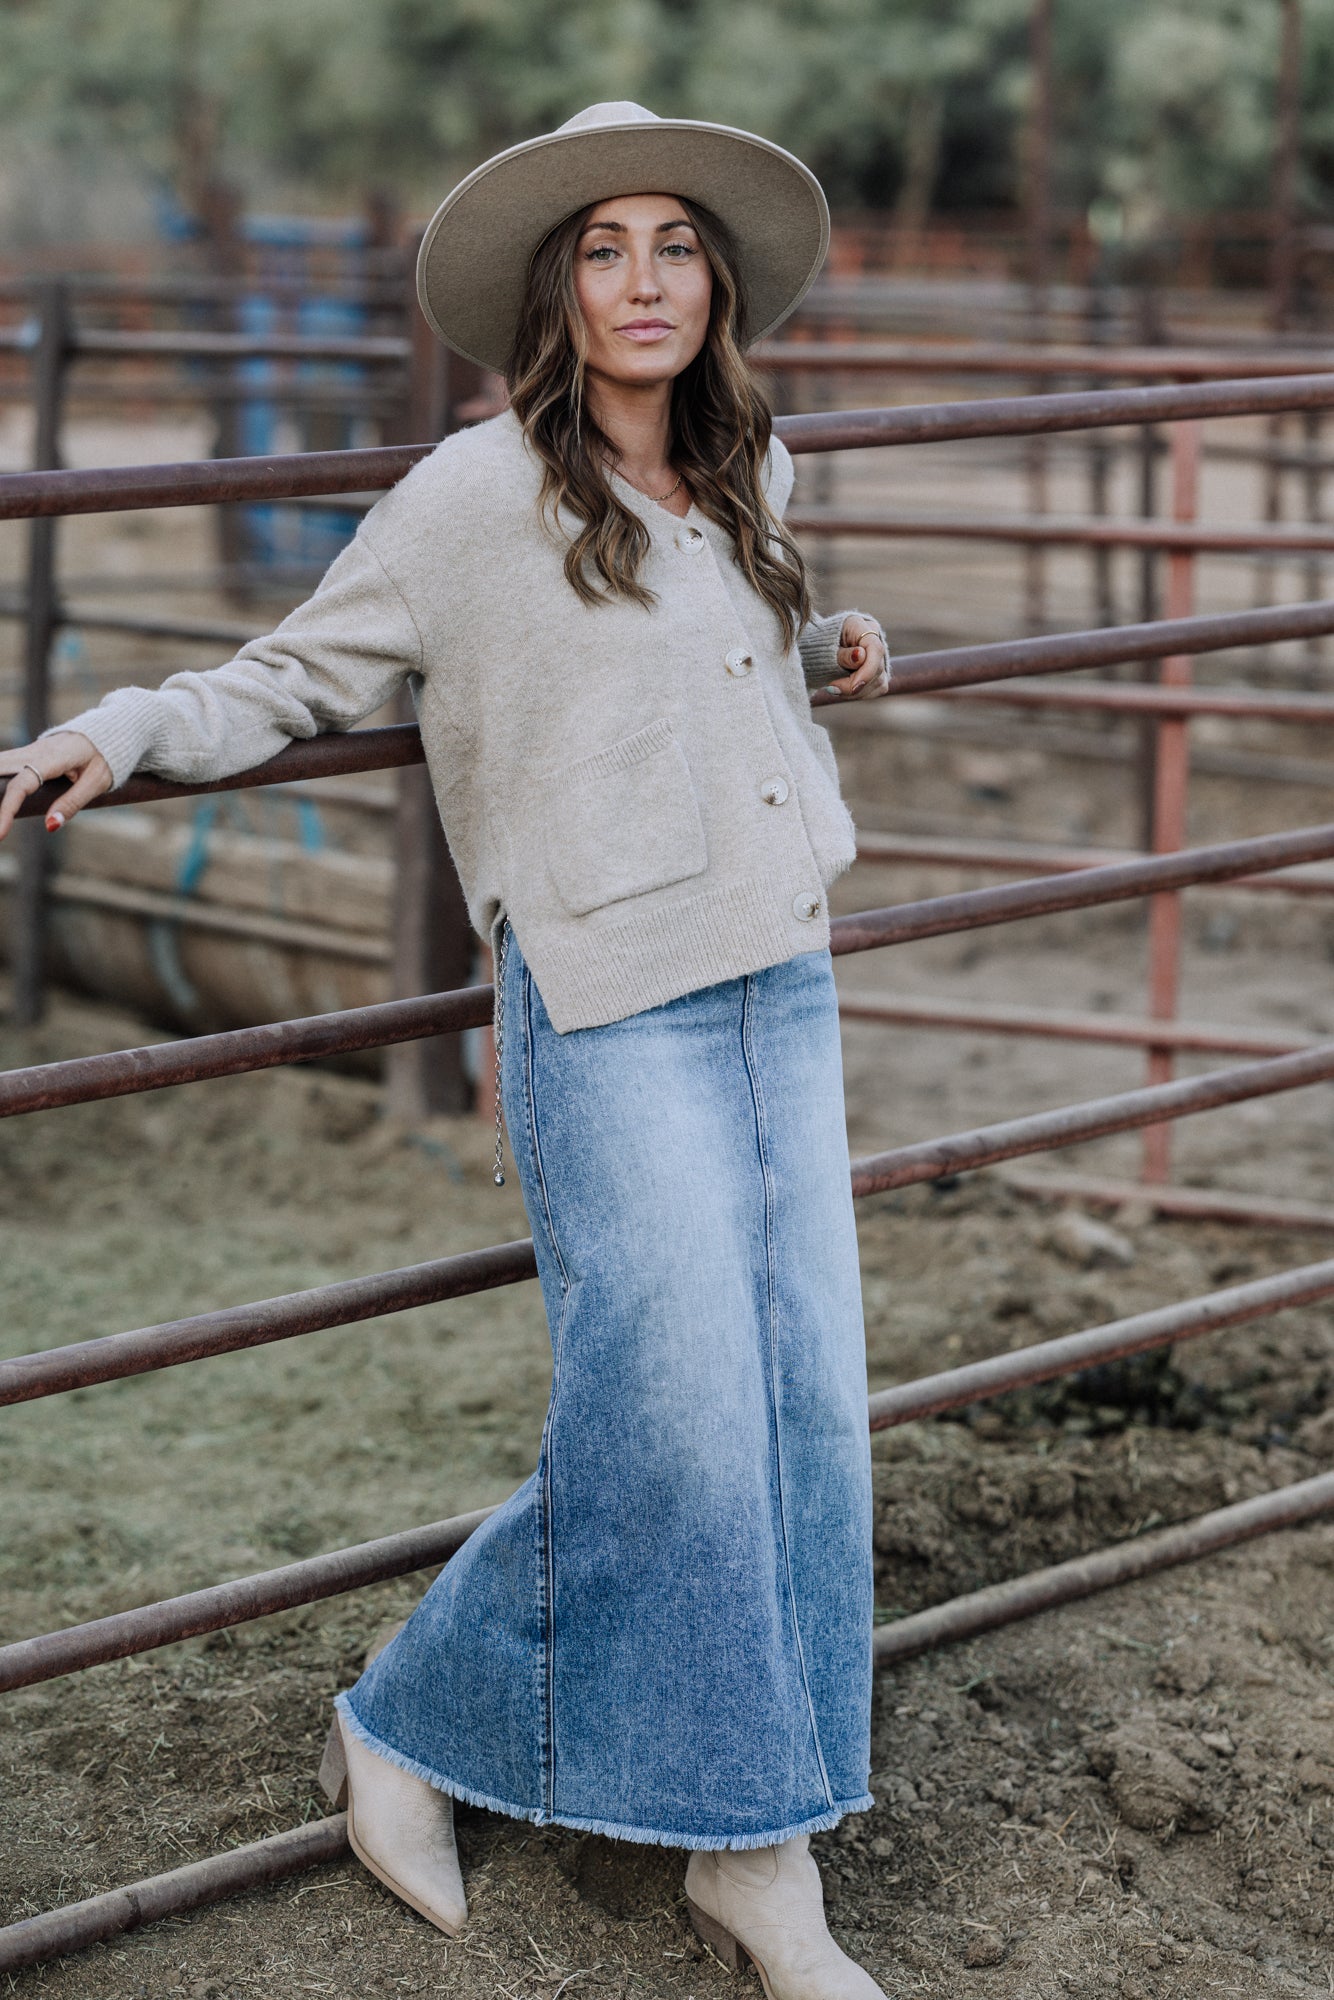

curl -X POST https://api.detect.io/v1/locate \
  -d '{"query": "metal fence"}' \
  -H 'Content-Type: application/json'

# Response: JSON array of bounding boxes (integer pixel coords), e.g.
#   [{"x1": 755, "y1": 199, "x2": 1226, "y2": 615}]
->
[{"x1": 4, "y1": 370, "x2": 1334, "y2": 1972}]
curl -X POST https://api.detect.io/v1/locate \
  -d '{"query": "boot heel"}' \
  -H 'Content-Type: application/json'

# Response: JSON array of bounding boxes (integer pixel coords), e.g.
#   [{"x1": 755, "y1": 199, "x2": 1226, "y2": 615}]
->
[
  {"x1": 317, "y1": 1717, "x2": 348, "y2": 1809},
  {"x1": 687, "y1": 1897, "x2": 748, "y2": 1974}
]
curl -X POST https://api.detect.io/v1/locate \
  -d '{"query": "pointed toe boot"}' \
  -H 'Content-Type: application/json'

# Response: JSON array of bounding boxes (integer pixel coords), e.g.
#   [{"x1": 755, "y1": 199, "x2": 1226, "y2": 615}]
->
[
  {"x1": 322, "y1": 1711, "x2": 467, "y2": 1936},
  {"x1": 685, "y1": 1836, "x2": 886, "y2": 1999}
]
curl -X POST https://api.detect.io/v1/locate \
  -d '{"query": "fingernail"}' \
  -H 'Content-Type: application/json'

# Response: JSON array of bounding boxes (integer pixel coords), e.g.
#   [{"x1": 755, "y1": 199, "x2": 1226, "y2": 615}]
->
[
  {"x1": 827, "y1": 684, "x2": 843, "y2": 697},
  {"x1": 852, "y1": 648, "x2": 864, "y2": 662},
  {"x1": 46, "y1": 811, "x2": 64, "y2": 832}
]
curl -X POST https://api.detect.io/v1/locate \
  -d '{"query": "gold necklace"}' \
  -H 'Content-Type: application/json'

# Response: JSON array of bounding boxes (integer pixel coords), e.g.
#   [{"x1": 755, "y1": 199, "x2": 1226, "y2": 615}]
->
[{"x1": 610, "y1": 459, "x2": 683, "y2": 505}]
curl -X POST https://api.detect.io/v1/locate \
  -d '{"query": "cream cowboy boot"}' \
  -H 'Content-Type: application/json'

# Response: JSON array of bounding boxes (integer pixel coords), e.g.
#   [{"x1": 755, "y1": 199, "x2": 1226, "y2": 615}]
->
[
  {"x1": 318, "y1": 1623, "x2": 466, "y2": 1936},
  {"x1": 685, "y1": 1836, "x2": 886, "y2": 1998}
]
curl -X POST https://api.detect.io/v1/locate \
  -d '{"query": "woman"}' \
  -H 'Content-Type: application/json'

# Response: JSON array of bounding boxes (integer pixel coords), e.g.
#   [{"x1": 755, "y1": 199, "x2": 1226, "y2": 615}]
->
[{"x1": 0, "y1": 103, "x2": 891, "y2": 1998}]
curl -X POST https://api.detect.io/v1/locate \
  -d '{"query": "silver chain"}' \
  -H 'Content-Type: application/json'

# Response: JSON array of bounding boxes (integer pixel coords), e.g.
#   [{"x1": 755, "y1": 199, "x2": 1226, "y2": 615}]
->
[{"x1": 492, "y1": 923, "x2": 508, "y2": 1186}]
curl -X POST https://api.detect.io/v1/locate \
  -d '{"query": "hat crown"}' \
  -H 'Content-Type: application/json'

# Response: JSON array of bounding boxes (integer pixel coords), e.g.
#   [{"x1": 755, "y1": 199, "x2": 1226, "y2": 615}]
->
[{"x1": 555, "y1": 101, "x2": 660, "y2": 135}]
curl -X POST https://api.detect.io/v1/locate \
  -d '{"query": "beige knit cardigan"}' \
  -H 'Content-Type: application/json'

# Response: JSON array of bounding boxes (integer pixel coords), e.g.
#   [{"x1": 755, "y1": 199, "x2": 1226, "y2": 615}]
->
[{"x1": 56, "y1": 411, "x2": 885, "y2": 1031}]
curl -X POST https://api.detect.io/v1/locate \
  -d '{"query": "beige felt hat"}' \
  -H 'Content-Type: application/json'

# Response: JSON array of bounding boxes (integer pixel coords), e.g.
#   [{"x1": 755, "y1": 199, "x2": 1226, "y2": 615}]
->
[{"x1": 416, "y1": 101, "x2": 830, "y2": 373}]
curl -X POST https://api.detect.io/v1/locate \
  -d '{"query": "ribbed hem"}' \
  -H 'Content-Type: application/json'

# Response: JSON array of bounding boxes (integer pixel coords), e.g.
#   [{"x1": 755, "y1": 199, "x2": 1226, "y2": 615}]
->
[
  {"x1": 334, "y1": 1696, "x2": 872, "y2": 1851},
  {"x1": 43, "y1": 690, "x2": 163, "y2": 791},
  {"x1": 528, "y1": 872, "x2": 831, "y2": 1032}
]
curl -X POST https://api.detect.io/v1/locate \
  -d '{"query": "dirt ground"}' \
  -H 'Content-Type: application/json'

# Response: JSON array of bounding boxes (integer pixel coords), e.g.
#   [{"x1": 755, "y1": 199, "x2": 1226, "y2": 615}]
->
[
  {"x1": 3, "y1": 401, "x2": 1334, "y2": 1996},
  {"x1": 3, "y1": 917, "x2": 1333, "y2": 2000}
]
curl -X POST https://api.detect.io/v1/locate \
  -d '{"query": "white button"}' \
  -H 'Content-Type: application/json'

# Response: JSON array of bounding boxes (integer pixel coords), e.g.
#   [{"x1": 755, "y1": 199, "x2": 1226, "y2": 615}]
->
[
  {"x1": 725, "y1": 646, "x2": 754, "y2": 677},
  {"x1": 792, "y1": 892, "x2": 821, "y2": 921},
  {"x1": 679, "y1": 526, "x2": 704, "y2": 552},
  {"x1": 760, "y1": 776, "x2": 789, "y2": 806}
]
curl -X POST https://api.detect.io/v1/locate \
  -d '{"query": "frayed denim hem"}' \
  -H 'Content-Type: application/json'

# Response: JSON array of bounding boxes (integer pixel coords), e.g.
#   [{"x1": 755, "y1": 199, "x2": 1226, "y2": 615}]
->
[{"x1": 334, "y1": 1695, "x2": 873, "y2": 1852}]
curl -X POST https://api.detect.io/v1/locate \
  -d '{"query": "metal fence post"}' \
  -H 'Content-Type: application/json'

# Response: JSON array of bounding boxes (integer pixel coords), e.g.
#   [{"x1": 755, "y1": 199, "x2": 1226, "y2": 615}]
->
[
  {"x1": 1142, "y1": 419, "x2": 1199, "y2": 1184},
  {"x1": 384, "y1": 242, "x2": 475, "y2": 1120},
  {"x1": 12, "y1": 279, "x2": 71, "y2": 1028}
]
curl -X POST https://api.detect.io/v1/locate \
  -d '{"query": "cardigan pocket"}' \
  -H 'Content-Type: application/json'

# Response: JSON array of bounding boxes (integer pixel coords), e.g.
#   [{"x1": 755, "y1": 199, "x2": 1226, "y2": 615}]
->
[{"x1": 537, "y1": 718, "x2": 708, "y2": 918}]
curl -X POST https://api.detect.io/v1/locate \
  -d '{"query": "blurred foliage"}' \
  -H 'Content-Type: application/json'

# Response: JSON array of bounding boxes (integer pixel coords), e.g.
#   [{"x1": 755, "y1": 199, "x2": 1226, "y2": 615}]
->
[{"x1": 1, "y1": 0, "x2": 1333, "y2": 224}]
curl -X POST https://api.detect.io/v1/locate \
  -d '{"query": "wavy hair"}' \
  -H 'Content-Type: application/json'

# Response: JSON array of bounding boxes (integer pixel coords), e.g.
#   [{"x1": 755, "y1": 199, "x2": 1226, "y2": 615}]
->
[{"x1": 506, "y1": 197, "x2": 810, "y2": 641}]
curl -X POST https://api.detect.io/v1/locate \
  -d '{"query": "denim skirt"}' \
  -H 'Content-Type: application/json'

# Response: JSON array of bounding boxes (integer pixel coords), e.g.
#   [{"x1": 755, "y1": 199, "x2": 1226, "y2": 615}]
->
[{"x1": 336, "y1": 933, "x2": 874, "y2": 1849}]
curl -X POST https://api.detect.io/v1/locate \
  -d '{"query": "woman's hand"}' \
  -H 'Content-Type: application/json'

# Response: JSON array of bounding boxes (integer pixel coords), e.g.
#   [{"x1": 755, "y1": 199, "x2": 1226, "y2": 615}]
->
[
  {"x1": 827, "y1": 615, "x2": 890, "y2": 700},
  {"x1": 0, "y1": 731, "x2": 112, "y2": 842}
]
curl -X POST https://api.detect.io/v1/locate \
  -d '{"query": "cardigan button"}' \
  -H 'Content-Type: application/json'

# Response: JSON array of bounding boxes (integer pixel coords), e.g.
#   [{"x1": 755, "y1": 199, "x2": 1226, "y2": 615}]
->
[
  {"x1": 792, "y1": 892, "x2": 821, "y2": 921},
  {"x1": 679, "y1": 526, "x2": 705, "y2": 552},
  {"x1": 759, "y1": 776, "x2": 789, "y2": 806},
  {"x1": 725, "y1": 646, "x2": 754, "y2": 677}
]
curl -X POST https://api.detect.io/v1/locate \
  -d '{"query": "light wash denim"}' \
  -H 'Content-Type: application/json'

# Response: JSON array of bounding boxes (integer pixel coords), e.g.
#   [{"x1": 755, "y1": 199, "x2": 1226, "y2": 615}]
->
[{"x1": 336, "y1": 932, "x2": 874, "y2": 1849}]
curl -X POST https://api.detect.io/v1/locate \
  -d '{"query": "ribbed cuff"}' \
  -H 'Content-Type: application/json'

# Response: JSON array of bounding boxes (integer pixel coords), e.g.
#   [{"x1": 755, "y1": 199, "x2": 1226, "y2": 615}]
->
[
  {"x1": 41, "y1": 689, "x2": 163, "y2": 790},
  {"x1": 798, "y1": 612, "x2": 846, "y2": 689},
  {"x1": 799, "y1": 608, "x2": 890, "y2": 691}
]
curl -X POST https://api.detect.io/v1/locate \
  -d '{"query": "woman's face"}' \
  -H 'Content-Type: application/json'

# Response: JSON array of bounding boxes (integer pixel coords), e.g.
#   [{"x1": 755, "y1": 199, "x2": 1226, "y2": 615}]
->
[{"x1": 572, "y1": 192, "x2": 713, "y2": 390}]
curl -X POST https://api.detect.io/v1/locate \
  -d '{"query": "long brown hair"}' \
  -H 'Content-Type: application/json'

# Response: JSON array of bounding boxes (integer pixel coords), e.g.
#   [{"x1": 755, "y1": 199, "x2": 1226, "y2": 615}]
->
[{"x1": 507, "y1": 197, "x2": 811, "y2": 641}]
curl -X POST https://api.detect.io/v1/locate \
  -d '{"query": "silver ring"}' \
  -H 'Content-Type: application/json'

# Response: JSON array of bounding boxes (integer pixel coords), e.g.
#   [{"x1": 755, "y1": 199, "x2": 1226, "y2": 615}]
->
[{"x1": 21, "y1": 763, "x2": 44, "y2": 788}]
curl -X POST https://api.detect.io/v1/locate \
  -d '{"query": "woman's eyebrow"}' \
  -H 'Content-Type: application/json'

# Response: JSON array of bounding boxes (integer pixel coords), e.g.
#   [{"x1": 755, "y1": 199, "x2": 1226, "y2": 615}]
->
[{"x1": 578, "y1": 217, "x2": 696, "y2": 238}]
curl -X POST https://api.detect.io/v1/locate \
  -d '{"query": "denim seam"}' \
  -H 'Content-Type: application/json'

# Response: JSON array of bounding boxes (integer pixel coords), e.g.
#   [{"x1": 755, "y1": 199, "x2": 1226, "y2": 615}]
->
[
  {"x1": 520, "y1": 959, "x2": 573, "y2": 1822},
  {"x1": 740, "y1": 970, "x2": 836, "y2": 1811}
]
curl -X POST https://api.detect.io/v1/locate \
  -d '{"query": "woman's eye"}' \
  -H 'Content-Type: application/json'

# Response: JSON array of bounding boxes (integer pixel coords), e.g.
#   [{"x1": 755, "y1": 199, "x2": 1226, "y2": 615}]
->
[
  {"x1": 585, "y1": 245, "x2": 618, "y2": 262},
  {"x1": 662, "y1": 242, "x2": 693, "y2": 258}
]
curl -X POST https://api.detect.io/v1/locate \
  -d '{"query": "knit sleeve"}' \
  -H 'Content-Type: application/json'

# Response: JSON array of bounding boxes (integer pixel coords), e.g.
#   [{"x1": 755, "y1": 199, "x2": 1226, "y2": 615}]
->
[{"x1": 43, "y1": 522, "x2": 424, "y2": 791}]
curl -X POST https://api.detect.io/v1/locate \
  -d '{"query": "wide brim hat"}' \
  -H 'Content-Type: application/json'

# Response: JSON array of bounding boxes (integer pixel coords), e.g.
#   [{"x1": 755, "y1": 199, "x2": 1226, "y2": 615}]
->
[{"x1": 416, "y1": 101, "x2": 830, "y2": 373}]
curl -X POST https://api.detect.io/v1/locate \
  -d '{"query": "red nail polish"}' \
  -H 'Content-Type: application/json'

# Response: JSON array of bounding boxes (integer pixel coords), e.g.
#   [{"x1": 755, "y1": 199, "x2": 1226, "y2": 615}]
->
[{"x1": 45, "y1": 811, "x2": 64, "y2": 832}]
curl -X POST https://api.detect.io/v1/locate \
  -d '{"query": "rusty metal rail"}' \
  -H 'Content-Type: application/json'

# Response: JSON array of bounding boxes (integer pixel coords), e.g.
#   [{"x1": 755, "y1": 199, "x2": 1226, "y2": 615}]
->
[
  {"x1": 7, "y1": 366, "x2": 1334, "y2": 1969},
  {"x1": 8, "y1": 1462, "x2": 1334, "y2": 1974},
  {"x1": 872, "y1": 1472, "x2": 1334, "y2": 1666},
  {"x1": 17, "y1": 603, "x2": 1334, "y2": 826},
  {"x1": 755, "y1": 338, "x2": 1334, "y2": 381},
  {"x1": 4, "y1": 1254, "x2": 1333, "y2": 1702},
  {"x1": 0, "y1": 1508, "x2": 495, "y2": 1695},
  {"x1": 4, "y1": 822, "x2": 1332, "y2": 1116},
  {"x1": 6, "y1": 372, "x2": 1334, "y2": 520},
  {"x1": 6, "y1": 1040, "x2": 1334, "y2": 1411},
  {"x1": 0, "y1": 1818, "x2": 353, "y2": 1977}
]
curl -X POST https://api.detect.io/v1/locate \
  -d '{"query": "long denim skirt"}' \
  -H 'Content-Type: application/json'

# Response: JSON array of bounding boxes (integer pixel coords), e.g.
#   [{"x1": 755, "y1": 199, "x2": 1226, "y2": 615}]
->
[{"x1": 336, "y1": 933, "x2": 874, "y2": 1849}]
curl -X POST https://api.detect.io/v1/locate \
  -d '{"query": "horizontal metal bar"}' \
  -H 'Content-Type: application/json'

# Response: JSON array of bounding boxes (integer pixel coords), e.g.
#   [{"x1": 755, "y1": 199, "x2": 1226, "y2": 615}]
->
[
  {"x1": 0, "y1": 1815, "x2": 350, "y2": 1977},
  {"x1": 5, "y1": 1033, "x2": 1333, "y2": 1413},
  {"x1": 8, "y1": 1447, "x2": 1334, "y2": 1968},
  {"x1": 0, "y1": 447, "x2": 420, "y2": 521},
  {"x1": 4, "y1": 823, "x2": 1330, "y2": 1116},
  {"x1": 6, "y1": 373, "x2": 1334, "y2": 519},
  {"x1": 0, "y1": 857, "x2": 392, "y2": 964},
  {"x1": 73, "y1": 329, "x2": 410, "y2": 364},
  {"x1": 789, "y1": 505, "x2": 1334, "y2": 557},
  {"x1": 21, "y1": 590, "x2": 1334, "y2": 815},
  {"x1": 0, "y1": 986, "x2": 491, "y2": 1118},
  {"x1": 838, "y1": 992, "x2": 1307, "y2": 1056},
  {"x1": 853, "y1": 828, "x2": 1334, "y2": 897},
  {"x1": 868, "y1": 1258, "x2": 1334, "y2": 1429},
  {"x1": 819, "y1": 598, "x2": 1334, "y2": 703},
  {"x1": 872, "y1": 1470, "x2": 1334, "y2": 1665},
  {"x1": 15, "y1": 723, "x2": 424, "y2": 819},
  {"x1": 777, "y1": 371, "x2": 1334, "y2": 457},
  {"x1": 944, "y1": 680, "x2": 1334, "y2": 720},
  {"x1": 1001, "y1": 1167, "x2": 1334, "y2": 1233},
  {"x1": 0, "y1": 1507, "x2": 495, "y2": 1695},
  {"x1": 6, "y1": 1236, "x2": 1333, "y2": 1695},
  {"x1": 755, "y1": 339, "x2": 1334, "y2": 381},
  {"x1": 0, "y1": 1240, "x2": 537, "y2": 1406},
  {"x1": 832, "y1": 820, "x2": 1334, "y2": 949},
  {"x1": 0, "y1": 596, "x2": 262, "y2": 646},
  {"x1": 851, "y1": 1039, "x2": 1334, "y2": 1197}
]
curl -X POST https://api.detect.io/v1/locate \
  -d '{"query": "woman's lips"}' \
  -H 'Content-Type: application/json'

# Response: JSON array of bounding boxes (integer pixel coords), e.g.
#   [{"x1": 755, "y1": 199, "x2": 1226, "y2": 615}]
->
[{"x1": 616, "y1": 322, "x2": 675, "y2": 342}]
